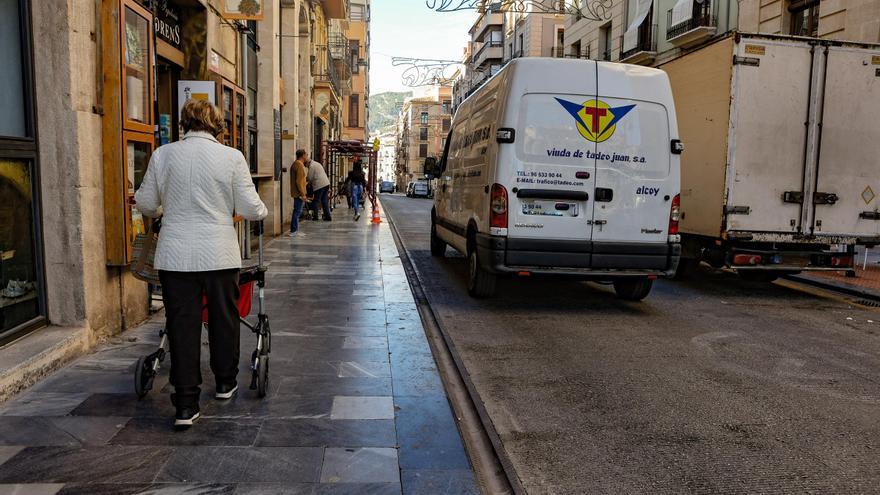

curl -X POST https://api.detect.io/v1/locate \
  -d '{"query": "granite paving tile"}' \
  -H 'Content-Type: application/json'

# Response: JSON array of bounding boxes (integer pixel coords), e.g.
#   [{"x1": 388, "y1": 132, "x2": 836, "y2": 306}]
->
[
  {"x1": 57, "y1": 483, "x2": 234, "y2": 495},
  {"x1": 312, "y1": 484, "x2": 401, "y2": 495},
  {"x1": 0, "y1": 484, "x2": 64, "y2": 495},
  {"x1": 276, "y1": 376, "x2": 392, "y2": 397},
  {"x1": 320, "y1": 448, "x2": 399, "y2": 484},
  {"x1": 330, "y1": 397, "x2": 394, "y2": 420},
  {"x1": 395, "y1": 396, "x2": 471, "y2": 471},
  {"x1": 0, "y1": 447, "x2": 23, "y2": 467},
  {"x1": 0, "y1": 392, "x2": 90, "y2": 417},
  {"x1": 401, "y1": 470, "x2": 479, "y2": 495},
  {"x1": 27, "y1": 370, "x2": 133, "y2": 394},
  {"x1": 70, "y1": 393, "x2": 176, "y2": 418},
  {"x1": 254, "y1": 419, "x2": 396, "y2": 448},
  {"x1": 109, "y1": 418, "x2": 260, "y2": 446},
  {"x1": 0, "y1": 417, "x2": 128, "y2": 447},
  {"x1": 0, "y1": 446, "x2": 173, "y2": 483},
  {"x1": 156, "y1": 447, "x2": 323, "y2": 483}
]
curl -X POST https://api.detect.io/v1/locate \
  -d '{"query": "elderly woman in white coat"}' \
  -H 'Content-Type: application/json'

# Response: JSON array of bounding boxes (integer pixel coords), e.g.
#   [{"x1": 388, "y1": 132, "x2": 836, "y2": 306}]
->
[{"x1": 135, "y1": 99, "x2": 268, "y2": 428}]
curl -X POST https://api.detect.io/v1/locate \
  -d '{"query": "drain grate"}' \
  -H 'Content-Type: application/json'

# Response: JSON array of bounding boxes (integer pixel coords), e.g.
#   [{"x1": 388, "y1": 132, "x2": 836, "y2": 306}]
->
[{"x1": 854, "y1": 299, "x2": 880, "y2": 308}]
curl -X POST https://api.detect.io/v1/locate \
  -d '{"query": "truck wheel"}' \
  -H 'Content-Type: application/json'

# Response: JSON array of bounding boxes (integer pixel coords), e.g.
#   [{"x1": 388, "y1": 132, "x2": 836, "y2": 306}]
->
[
  {"x1": 430, "y1": 221, "x2": 446, "y2": 257},
  {"x1": 467, "y1": 246, "x2": 496, "y2": 298},
  {"x1": 738, "y1": 270, "x2": 782, "y2": 282},
  {"x1": 613, "y1": 278, "x2": 653, "y2": 301},
  {"x1": 673, "y1": 258, "x2": 700, "y2": 280}
]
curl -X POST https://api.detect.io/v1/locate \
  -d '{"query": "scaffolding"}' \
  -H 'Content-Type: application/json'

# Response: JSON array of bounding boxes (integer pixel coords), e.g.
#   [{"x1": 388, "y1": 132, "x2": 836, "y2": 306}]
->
[{"x1": 322, "y1": 139, "x2": 379, "y2": 213}]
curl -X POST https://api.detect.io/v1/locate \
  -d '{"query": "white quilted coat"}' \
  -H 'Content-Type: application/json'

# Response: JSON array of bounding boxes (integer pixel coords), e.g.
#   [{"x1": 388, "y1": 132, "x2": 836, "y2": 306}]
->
[{"x1": 134, "y1": 131, "x2": 268, "y2": 272}]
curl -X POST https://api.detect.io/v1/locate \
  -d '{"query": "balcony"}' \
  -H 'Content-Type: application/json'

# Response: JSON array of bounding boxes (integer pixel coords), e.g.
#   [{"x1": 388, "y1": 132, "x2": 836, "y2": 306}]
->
[
  {"x1": 473, "y1": 40, "x2": 503, "y2": 69},
  {"x1": 620, "y1": 24, "x2": 657, "y2": 65},
  {"x1": 667, "y1": 2, "x2": 716, "y2": 48},
  {"x1": 312, "y1": 45, "x2": 342, "y2": 97},
  {"x1": 471, "y1": 12, "x2": 503, "y2": 42}
]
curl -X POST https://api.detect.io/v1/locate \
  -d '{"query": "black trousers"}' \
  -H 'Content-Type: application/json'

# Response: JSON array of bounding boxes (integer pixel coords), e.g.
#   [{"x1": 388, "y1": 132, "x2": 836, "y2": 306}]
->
[
  {"x1": 159, "y1": 269, "x2": 240, "y2": 408},
  {"x1": 312, "y1": 185, "x2": 332, "y2": 220}
]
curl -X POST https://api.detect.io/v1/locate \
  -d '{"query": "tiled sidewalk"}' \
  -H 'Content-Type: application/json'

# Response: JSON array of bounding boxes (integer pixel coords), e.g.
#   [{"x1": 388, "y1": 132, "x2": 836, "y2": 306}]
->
[{"x1": 0, "y1": 207, "x2": 478, "y2": 494}]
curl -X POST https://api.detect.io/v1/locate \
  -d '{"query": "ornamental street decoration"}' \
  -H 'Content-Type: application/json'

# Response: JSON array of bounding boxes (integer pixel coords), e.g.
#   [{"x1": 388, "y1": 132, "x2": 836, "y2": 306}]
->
[
  {"x1": 426, "y1": 0, "x2": 614, "y2": 21},
  {"x1": 392, "y1": 57, "x2": 463, "y2": 87}
]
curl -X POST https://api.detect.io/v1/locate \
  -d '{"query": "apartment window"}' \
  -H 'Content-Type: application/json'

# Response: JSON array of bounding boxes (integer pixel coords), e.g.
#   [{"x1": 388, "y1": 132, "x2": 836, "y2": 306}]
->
[
  {"x1": 442, "y1": 118, "x2": 450, "y2": 132},
  {"x1": 350, "y1": 40, "x2": 360, "y2": 74},
  {"x1": 570, "y1": 40, "x2": 581, "y2": 58},
  {"x1": 351, "y1": 4, "x2": 366, "y2": 21},
  {"x1": 518, "y1": 33, "x2": 524, "y2": 54},
  {"x1": 419, "y1": 127, "x2": 428, "y2": 141},
  {"x1": 419, "y1": 144, "x2": 428, "y2": 157},
  {"x1": 420, "y1": 112, "x2": 428, "y2": 125},
  {"x1": 600, "y1": 23, "x2": 612, "y2": 61},
  {"x1": 789, "y1": 0, "x2": 819, "y2": 37},
  {"x1": 442, "y1": 100, "x2": 451, "y2": 114},
  {"x1": 555, "y1": 27, "x2": 565, "y2": 57},
  {"x1": 349, "y1": 94, "x2": 359, "y2": 128}
]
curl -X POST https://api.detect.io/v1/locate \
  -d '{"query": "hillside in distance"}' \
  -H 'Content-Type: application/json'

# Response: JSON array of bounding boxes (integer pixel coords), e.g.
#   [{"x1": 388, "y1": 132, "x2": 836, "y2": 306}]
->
[{"x1": 369, "y1": 91, "x2": 411, "y2": 134}]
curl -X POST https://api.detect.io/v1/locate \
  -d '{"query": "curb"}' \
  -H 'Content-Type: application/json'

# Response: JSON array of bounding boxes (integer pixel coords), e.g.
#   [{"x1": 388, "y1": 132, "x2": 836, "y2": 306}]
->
[{"x1": 785, "y1": 274, "x2": 880, "y2": 303}]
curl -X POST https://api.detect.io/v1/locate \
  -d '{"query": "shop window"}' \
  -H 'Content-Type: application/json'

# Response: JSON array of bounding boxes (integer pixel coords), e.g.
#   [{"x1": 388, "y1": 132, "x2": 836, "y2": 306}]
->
[
  {"x1": 122, "y1": 3, "x2": 153, "y2": 132},
  {"x1": 0, "y1": 0, "x2": 27, "y2": 138},
  {"x1": 125, "y1": 134, "x2": 153, "y2": 260}
]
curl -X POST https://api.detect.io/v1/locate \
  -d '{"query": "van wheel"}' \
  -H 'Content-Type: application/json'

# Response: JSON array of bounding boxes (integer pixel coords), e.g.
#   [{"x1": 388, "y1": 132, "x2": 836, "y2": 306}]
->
[
  {"x1": 738, "y1": 270, "x2": 782, "y2": 283},
  {"x1": 430, "y1": 221, "x2": 446, "y2": 257},
  {"x1": 467, "y1": 247, "x2": 496, "y2": 298},
  {"x1": 613, "y1": 278, "x2": 653, "y2": 301}
]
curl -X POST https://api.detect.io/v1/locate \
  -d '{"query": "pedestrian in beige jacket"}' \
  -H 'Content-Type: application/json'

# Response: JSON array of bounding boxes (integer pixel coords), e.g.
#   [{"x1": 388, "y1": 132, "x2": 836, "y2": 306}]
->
[{"x1": 288, "y1": 149, "x2": 310, "y2": 237}]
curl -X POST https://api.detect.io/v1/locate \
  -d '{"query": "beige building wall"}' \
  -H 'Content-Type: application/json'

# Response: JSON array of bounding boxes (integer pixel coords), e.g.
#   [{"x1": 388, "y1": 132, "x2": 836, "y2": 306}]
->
[
  {"x1": 739, "y1": 0, "x2": 880, "y2": 43},
  {"x1": 343, "y1": 0, "x2": 370, "y2": 142}
]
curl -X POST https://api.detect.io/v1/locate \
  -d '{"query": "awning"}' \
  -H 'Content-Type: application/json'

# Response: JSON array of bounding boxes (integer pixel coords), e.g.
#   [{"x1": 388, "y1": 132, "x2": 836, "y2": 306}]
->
[
  {"x1": 623, "y1": 0, "x2": 654, "y2": 52},
  {"x1": 670, "y1": 0, "x2": 705, "y2": 28}
]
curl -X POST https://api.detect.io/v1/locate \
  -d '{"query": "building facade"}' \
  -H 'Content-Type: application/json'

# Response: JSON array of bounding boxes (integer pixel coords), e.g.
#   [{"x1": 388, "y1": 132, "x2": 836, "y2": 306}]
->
[
  {"x1": 342, "y1": 0, "x2": 371, "y2": 143},
  {"x1": 564, "y1": 0, "x2": 880, "y2": 69},
  {"x1": 393, "y1": 85, "x2": 453, "y2": 190},
  {"x1": 0, "y1": 0, "x2": 359, "y2": 401}
]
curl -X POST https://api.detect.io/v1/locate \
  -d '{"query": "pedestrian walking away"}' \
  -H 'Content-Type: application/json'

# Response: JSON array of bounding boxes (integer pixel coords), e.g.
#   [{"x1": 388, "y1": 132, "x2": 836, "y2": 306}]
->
[
  {"x1": 289, "y1": 149, "x2": 310, "y2": 237},
  {"x1": 134, "y1": 99, "x2": 268, "y2": 428},
  {"x1": 306, "y1": 156, "x2": 332, "y2": 221},
  {"x1": 348, "y1": 161, "x2": 367, "y2": 221}
]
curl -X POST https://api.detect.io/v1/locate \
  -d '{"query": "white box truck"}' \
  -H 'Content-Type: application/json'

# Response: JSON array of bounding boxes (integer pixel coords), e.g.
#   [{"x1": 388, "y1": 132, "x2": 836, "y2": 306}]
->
[
  {"x1": 661, "y1": 33, "x2": 880, "y2": 281},
  {"x1": 429, "y1": 58, "x2": 682, "y2": 300}
]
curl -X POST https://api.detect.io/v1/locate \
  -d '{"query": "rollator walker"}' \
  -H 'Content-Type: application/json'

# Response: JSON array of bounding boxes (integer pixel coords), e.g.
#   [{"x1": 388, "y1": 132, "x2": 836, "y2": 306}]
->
[{"x1": 133, "y1": 220, "x2": 272, "y2": 398}]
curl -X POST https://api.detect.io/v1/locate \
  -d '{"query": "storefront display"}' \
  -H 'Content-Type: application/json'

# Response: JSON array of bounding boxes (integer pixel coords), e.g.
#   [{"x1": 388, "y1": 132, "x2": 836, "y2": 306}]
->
[{"x1": 0, "y1": 0, "x2": 44, "y2": 340}]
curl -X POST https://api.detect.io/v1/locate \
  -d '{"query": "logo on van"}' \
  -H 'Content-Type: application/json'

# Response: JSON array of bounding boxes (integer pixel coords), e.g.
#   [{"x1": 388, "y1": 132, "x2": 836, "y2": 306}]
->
[{"x1": 554, "y1": 98, "x2": 636, "y2": 143}]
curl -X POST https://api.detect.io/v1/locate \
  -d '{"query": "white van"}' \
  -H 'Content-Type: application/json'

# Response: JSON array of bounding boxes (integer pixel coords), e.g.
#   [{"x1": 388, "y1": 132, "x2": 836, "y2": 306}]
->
[{"x1": 429, "y1": 58, "x2": 682, "y2": 300}]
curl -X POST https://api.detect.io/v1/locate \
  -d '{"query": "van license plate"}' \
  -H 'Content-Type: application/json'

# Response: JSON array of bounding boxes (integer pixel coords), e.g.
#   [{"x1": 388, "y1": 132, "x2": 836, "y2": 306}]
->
[{"x1": 521, "y1": 200, "x2": 578, "y2": 217}]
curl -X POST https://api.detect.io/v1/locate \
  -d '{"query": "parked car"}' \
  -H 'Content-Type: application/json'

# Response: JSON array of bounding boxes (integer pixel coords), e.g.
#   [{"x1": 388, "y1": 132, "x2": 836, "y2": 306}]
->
[
  {"x1": 380, "y1": 181, "x2": 395, "y2": 193},
  {"x1": 662, "y1": 33, "x2": 878, "y2": 281},
  {"x1": 411, "y1": 181, "x2": 429, "y2": 198},
  {"x1": 429, "y1": 58, "x2": 682, "y2": 299}
]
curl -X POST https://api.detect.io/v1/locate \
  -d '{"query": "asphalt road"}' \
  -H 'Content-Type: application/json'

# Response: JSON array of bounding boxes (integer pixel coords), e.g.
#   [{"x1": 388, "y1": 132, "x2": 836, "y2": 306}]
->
[{"x1": 379, "y1": 193, "x2": 880, "y2": 494}]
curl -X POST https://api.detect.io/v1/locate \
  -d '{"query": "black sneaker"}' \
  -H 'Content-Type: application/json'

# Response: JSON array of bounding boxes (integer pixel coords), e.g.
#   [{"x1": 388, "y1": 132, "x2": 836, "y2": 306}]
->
[
  {"x1": 215, "y1": 383, "x2": 238, "y2": 400},
  {"x1": 174, "y1": 406, "x2": 200, "y2": 429}
]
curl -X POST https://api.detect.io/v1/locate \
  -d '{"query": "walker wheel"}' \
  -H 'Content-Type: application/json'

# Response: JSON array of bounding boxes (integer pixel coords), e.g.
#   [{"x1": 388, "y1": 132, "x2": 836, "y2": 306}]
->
[
  {"x1": 257, "y1": 354, "x2": 269, "y2": 398},
  {"x1": 134, "y1": 356, "x2": 154, "y2": 399}
]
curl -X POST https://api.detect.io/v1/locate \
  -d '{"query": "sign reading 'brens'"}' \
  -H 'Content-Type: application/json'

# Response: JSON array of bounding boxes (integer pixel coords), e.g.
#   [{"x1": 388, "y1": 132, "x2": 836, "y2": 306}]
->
[{"x1": 155, "y1": 0, "x2": 181, "y2": 48}]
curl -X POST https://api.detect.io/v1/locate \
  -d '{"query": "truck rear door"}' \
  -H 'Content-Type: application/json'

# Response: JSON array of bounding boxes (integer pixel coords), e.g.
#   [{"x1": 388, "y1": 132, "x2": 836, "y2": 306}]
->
[
  {"x1": 726, "y1": 39, "x2": 813, "y2": 233},
  {"x1": 509, "y1": 78, "x2": 597, "y2": 243},
  {"x1": 811, "y1": 45, "x2": 880, "y2": 238}
]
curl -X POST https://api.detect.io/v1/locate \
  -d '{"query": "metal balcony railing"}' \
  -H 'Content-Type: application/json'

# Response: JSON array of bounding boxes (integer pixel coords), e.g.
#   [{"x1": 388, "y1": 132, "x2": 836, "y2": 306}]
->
[
  {"x1": 474, "y1": 39, "x2": 503, "y2": 66},
  {"x1": 620, "y1": 23, "x2": 658, "y2": 60},
  {"x1": 312, "y1": 45, "x2": 341, "y2": 95},
  {"x1": 667, "y1": 2, "x2": 716, "y2": 40},
  {"x1": 602, "y1": 47, "x2": 612, "y2": 61}
]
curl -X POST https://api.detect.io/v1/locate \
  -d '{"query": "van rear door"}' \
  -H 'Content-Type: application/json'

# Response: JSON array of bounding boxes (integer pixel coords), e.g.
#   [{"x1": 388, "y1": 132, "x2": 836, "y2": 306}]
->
[
  {"x1": 811, "y1": 45, "x2": 880, "y2": 238},
  {"x1": 591, "y1": 64, "x2": 676, "y2": 251},
  {"x1": 509, "y1": 80, "x2": 598, "y2": 244}
]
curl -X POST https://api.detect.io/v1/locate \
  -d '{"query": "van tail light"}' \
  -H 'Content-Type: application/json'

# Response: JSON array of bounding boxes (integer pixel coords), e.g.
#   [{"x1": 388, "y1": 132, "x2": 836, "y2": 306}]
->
[
  {"x1": 733, "y1": 254, "x2": 762, "y2": 266},
  {"x1": 490, "y1": 183, "x2": 508, "y2": 229},
  {"x1": 669, "y1": 194, "x2": 681, "y2": 235},
  {"x1": 830, "y1": 255, "x2": 853, "y2": 268}
]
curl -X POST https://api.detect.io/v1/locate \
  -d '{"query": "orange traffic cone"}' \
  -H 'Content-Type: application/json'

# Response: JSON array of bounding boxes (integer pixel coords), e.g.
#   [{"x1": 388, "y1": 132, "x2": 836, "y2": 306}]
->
[{"x1": 371, "y1": 205, "x2": 381, "y2": 224}]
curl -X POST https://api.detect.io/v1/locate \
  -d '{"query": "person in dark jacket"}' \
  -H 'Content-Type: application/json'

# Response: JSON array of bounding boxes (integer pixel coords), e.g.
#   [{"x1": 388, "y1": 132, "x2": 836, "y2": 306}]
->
[{"x1": 347, "y1": 162, "x2": 367, "y2": 221}]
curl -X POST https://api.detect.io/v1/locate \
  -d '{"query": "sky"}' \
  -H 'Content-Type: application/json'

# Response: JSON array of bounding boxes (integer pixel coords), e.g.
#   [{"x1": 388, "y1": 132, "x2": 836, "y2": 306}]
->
[{"x1": 369, "y1": 0, "x2": 476, "y2": 95}]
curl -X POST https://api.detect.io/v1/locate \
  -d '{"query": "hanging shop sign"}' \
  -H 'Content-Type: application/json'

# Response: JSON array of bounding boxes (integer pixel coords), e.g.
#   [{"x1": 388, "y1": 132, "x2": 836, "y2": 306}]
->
[
  {"x1": 221, "y1": 0, "x2": 264, "y2": 20},
  {"x1": 155, "y1": 0, "x2": 182, "y2": 49},
  {"x1": 177, "y1": 80, "x2": 216, "y2": 118}
]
